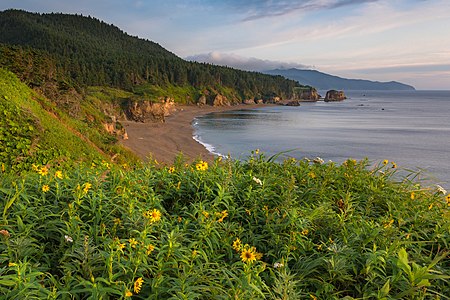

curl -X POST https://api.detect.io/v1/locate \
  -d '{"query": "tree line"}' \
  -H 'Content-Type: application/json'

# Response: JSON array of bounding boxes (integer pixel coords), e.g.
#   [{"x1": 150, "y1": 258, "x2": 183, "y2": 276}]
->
[{"x1": 0, "y1": 9, "x2": 302, "y2": 101}]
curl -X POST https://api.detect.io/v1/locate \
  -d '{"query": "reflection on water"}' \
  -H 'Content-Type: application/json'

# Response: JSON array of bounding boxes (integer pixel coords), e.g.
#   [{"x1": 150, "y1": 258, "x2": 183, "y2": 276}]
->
[{"x1": 193, "y1": 91, "x2": 450, "y2": 188}]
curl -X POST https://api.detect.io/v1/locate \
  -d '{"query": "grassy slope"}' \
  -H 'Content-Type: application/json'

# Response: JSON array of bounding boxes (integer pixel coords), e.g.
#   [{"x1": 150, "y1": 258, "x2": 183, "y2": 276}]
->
[{"x1": 0, "y1": 68, "x2": 136, "y2": 172}]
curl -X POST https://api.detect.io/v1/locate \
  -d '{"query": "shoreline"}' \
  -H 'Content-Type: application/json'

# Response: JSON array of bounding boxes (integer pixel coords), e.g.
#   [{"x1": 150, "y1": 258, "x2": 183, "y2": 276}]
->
[{"x1": 121, "y1": 104, "x2": 266, "y2": 164}]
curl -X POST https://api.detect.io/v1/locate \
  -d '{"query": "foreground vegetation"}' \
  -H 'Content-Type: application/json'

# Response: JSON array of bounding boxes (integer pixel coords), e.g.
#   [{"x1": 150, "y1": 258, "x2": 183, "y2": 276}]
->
[{"x1": 1, "y1": 153, "x2": 449, "y2": 299}]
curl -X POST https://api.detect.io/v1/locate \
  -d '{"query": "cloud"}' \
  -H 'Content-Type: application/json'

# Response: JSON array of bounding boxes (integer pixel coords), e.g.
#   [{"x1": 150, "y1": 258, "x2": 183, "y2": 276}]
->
[
  {"x1": 223, "y1": 0, "x2": 381, "y2": 21},
  {"x1": 186, "y1": 52, "x2": 310, "y2": 72}
]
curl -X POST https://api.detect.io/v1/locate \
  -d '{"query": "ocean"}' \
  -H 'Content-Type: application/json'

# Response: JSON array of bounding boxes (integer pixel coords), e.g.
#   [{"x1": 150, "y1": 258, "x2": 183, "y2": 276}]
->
[{"x1": 193, "y1": 90, "x2": 450, "y2": 188}]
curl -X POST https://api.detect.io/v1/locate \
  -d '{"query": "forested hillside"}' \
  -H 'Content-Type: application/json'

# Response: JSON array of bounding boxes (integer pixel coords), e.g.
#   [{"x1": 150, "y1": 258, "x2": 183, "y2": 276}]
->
[{"x1": 0, "y1": 9, "x2": 301, "y2": 101}]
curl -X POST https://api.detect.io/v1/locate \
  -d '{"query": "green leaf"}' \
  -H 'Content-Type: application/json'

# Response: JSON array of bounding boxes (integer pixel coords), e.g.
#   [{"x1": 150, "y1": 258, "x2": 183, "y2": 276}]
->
[
  {"x1": 379, "y1": 279, "x2": 390, "y2": 297},
  {"x1": 397, "y1": 248, "x2": 411, "y2": 274}
]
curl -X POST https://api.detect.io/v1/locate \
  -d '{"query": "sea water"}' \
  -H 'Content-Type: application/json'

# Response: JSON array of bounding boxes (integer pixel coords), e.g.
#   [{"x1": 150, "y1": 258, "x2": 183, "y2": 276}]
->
[{"x1": 193, "y1": 90, "x2": 450, "y2": 188}]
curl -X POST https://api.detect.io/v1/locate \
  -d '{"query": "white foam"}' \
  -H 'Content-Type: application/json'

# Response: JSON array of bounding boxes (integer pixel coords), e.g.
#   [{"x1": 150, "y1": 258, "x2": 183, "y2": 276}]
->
[{"x1": 192, "y1": 134, "x2": 225, "y2": 157}]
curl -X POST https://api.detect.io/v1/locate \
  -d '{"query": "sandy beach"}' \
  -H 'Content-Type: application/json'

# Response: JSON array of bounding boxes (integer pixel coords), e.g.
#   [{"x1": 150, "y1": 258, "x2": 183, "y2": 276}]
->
[{"x1": 121, "y1": 104, "x2": 263, "y2": 164}]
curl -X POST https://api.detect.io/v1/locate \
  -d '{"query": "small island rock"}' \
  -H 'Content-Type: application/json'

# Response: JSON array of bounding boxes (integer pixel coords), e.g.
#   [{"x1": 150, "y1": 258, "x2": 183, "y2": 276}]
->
[{"x1": 324, "y1": 90, "x2": 346, "y2": 102}]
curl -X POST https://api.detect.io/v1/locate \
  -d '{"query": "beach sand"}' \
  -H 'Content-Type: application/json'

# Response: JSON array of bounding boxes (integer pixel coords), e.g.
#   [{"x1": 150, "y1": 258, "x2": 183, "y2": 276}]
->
[{"x1": 121, "y1": 104, "x2": 263, "y2": 164}]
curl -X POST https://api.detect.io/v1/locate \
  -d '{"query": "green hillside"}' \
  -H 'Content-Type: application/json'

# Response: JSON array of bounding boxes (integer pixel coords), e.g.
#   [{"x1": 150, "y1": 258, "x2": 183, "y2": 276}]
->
[
  {"x1": 0, "y1": 9, "x2": 301, "y2": 101},
  {"x1": 0, "y1": 68, "x2": 137, "y2": 172}
]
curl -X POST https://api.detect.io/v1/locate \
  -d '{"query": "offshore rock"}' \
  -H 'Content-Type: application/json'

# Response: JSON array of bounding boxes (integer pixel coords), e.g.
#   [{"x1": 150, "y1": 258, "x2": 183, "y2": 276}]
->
[
  {"x1": 285, "y1": 100, "x2": 301, "y2": 106},
  {"x1": 325, "y1": 90, "x2": 346, "y2": 102},
  {"x1": 296, "y1": 87, "x2": 320, "y2": 101}
]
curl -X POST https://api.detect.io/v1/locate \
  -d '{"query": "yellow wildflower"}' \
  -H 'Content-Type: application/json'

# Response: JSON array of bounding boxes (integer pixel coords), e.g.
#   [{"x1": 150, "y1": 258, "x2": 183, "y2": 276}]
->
[
  {"x1": 118, "y1": 243, "x2": 126, "y2": 250},
  {"x1": 1, "y1": 163, "x2": 5, "y2": 172},
  {"x1": 410, "y1": 192, "x2": 415, "y2": 200},
  {"x1": 168, "y1": 166, "x2": 175, "y2": 173},
  {"x1": 177, "y1": 216, "x2": 182, "y2": 223},
  {"x1": 428, "y1": 203, "x2": 433, "y2": 210},
  {"x1": 232, "y1": 238, "x2": 242, "y2": 252},
  {"x1": 382, "y1": 159, "x2": 389, "y2": 165},
  {"x1": 42, "y1": 185, "x2": 50, "y2": 193},
  {"x1": 202, "y1": 211, "x2": 210, "y2": 218},
  {"x1": 308, "y1": 172, "x2": 316, "y2": 179},
  {"x1": 301, "y1": 229, "x2": 309, "y2": 236},
  {"x1": 192, "y1": 249, "x2": 198, "y2": 258},
  {"x1": 144, "y1": 209, "x2": 162, "y2": 223},
  {"x1": 134, "y1": 277, "x2": 144, "y2": 294},
  {"x1": 55, "y1": 170, "x2": 63, "y2": 179},
  {"x1": 125, "y1": 290, "x2": 133, "y2": 297},
  {"x1": 391, "y1": 162, "x2": 397, "y2": 169},
  {"x1": 113, "y1": 218, "x2": 122, "y2": 226},
  {"x1": 446, "y1": 194, "x2": 450, "y2": 205},
  {"x1": 217, "y1": 210, "x2": 228, "y2": 223},
  {"x1": 38, "y1": 166, "x2": 48, "y2": 176},
  {"x1": 241, "y1": 248, "x2": 256, "y2": 264},
  {"x1": 255, "y1": 252, "x2": 263, "y2": 260},
  {"x1": 195, "y1": 160, "x2": 208, "y2": 171},
  {"x1": 146, "y1": 244, "x2": 155, "y2": 255},
  {"x1": 129, "y1": 238, "x2": 138, "y2": 248},
  {"x1": 255, "y1": 149, "x2": 260, "y2": 154},
  {"x1": 384, "y1": 219, "x2": 394, "y2": 228},
  {"x1": 83, "y1": 183, "x2": 92, "y2": 193}
]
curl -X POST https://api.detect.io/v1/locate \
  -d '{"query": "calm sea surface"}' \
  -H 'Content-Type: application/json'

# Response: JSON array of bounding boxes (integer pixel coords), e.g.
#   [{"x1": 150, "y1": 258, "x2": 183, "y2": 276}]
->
[{"x1": 193, "y1": 91, "x2": 450, "y2": 188}]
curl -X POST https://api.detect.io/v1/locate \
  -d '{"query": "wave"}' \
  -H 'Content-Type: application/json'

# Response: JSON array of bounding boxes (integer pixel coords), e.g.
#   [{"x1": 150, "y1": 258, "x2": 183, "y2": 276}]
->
[{"x1": 192, "y1": 134, "x2": 225, "y2": 158}]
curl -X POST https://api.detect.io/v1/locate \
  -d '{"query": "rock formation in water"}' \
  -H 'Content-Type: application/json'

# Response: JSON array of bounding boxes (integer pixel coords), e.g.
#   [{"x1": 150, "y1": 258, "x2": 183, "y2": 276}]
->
[
  {"x1": 324, "y1": 90, "x2": 346, "y2": 102},
  {"x1": 296, "y1": 87, "x2": 320, "y2": 101}
]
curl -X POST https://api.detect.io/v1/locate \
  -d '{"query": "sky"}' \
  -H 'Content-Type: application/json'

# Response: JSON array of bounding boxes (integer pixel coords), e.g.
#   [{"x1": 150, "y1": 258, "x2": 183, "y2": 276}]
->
[{"x1": 1, "y1": 0, "x2": 450, "y2": 89}]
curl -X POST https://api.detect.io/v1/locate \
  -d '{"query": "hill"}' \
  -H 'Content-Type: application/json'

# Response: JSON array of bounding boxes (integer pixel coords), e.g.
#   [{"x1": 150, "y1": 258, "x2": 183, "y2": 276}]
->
[
  {"x1": 0, "y1": 9, "x2": 301, "y2": 102},
  {"x1": 265, "y1": 68, "x2": 415, "y2": 91}
]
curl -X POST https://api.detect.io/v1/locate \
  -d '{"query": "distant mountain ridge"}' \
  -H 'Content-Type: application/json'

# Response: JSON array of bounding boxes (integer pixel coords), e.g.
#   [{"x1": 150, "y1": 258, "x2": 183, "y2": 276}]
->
[{"x1": 264, "y1": 68, "x2": 415, "y2": 91}]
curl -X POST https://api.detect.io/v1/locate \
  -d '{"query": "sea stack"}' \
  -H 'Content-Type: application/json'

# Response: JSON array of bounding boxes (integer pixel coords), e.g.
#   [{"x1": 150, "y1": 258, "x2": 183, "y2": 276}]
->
[{"x1": 324, "y1": 90, "x2": 346, "y2": 102}]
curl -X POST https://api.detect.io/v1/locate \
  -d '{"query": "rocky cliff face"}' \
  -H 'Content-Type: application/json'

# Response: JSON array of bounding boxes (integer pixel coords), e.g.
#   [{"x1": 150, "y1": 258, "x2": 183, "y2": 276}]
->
[
  {"x1": 103, "y1": 117, "x2": 128, "y2": 140},
  {"x1": 212, "y1": 94, "x2": 231, "y2": 106},
  {"x1": 324, "y1": 90, "x2": 346, "y2": 102},
  {"x1": 124, "y1": 97, "x2": 175, "y2": 122}
]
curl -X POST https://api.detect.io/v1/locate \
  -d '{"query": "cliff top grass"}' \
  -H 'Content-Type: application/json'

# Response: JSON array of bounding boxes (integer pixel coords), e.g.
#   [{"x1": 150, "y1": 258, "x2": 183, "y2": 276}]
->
[{"x1": 1, "y1": 153, "x2": 449, "y2": 299}]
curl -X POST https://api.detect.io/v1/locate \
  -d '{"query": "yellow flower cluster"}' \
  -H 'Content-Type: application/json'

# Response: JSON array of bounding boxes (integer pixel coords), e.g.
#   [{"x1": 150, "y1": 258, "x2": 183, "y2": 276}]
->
[
  {"x1": 308, "y1": 171, "x2": 316, "y2": 179},
  {"x1": 128, "y1": 238, "x2": 138, "y2": 248},
  {"x1": 42, "y1": 185, "x2": 50, "y2": 193},
  {"x1": 125, "y1": 290, "x2": 133, "y2": 297},
  {"x1": 446, "y1": 194, "x2": 450, "y2": 206},
  {"x1": 55, "y1": 170, "x2": 63, "y2": 179},
  {"x1": 38, "y1": 166, "x2": 48, "y2": 176},
  {"x1": 143, "y1": 208, "x2": 162, "y2": 223},
  {"x1": 217, "y1": 210, "x2": 228, "y2": 223},
  {"x1": 134, "y1": 277, "x2": 144, "y2": 294},
  {"x1": 232, "y1": 239, "x2": 263, "y2": 263},
  {"x1": 195, "y1": 160, "x2": 208, "y2": 171},
  {"x1": 83, "y1": 183, "x2": 92, "y2": 193},
  {"x1": 146, "y1": 244, "x2": 155, "y2": 255}
]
